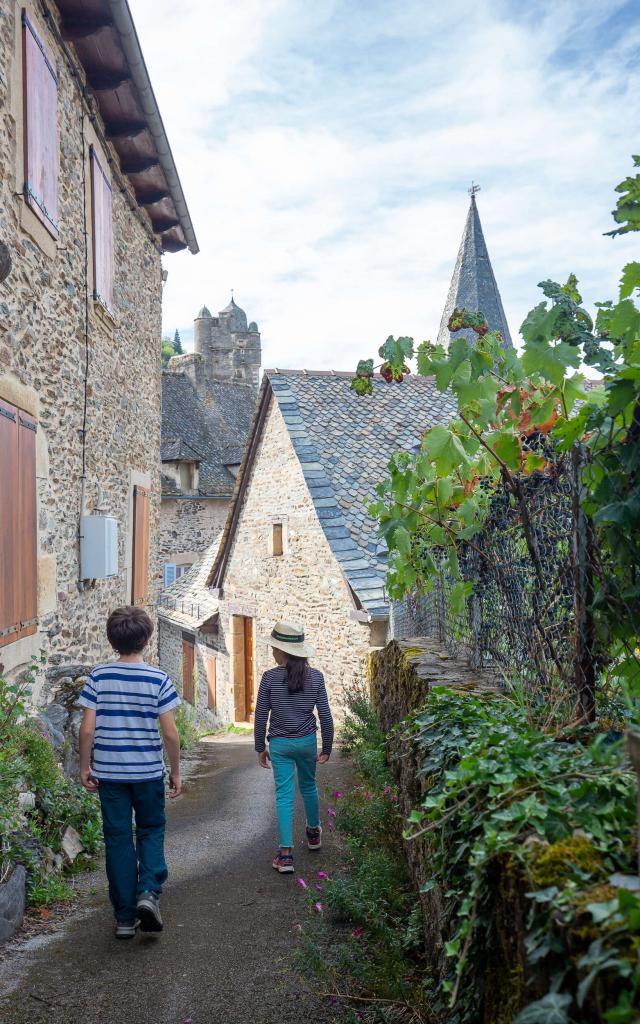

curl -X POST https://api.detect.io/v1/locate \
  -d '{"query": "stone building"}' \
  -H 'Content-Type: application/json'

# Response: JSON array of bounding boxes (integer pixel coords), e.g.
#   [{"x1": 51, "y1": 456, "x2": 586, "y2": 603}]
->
[
  {"x1": 159, "y1": 297, "x2": 260, "y2": 585},
  {"x1": 159, "y1": 193, "x2": 510, "y2": 729},
  {"x1": 0, "y1": 0, "x2": 197, "y2": 701}
]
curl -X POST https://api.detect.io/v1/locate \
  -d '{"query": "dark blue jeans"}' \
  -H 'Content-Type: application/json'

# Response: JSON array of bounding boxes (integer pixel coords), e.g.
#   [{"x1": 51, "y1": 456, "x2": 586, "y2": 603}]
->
[{"x1": 98, "y1": 778, "x2": 168, "y2": 923}]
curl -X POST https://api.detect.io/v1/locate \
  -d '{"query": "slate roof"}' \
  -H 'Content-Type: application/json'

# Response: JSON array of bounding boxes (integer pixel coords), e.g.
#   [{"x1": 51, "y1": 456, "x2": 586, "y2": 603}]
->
[
  {"x1": 159, "y1": 539, "x2": 220, "y2": 630},
  {"x1": 437, "y1": 195, "x2": 512, "y2": 349},
  {"x1": 211, "y1": 371, "x2": 456, "y2": 619},
  {"x1": 161, "y1": 372, "x2": 256, "y2": 496},
  {"x1": 161, "y1": 438, "x2": 203, "y2": 462}
]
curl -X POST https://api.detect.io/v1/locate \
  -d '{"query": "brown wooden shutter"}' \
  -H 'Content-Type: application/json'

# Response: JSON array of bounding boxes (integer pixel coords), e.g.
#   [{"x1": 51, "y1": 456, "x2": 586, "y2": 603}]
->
[
  {"x1": 22, "y1": 11, "x2": 58, "y2": 238},
  {"x1": 0, "y1": 399, "x2": 37, "y2": 648},
  {"x1": 18, "y1": 411, "x2": 38, "y2": 640},
  {"x1": 90, "y1": 147, "x2": 113, "y2": 312},
  {"x1": 206, "y1": 655, "x2": 216, "y2": 711},
  {"x1": 182, "y1": 639, "x2": 194, "y2": 705},
  {"x1": 272, "y1": 522, "x2": 283, "y2": 556},
  {"x1": 131, "y1": 485, "x2": 150, "y2": 606},
  {"x1": 0, "y1": 399, "x2": 19, "y2": 646}
]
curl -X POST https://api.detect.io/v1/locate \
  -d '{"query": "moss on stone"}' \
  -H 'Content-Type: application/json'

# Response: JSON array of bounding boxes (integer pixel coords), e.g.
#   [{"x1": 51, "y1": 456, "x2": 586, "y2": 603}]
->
[{"x1": 528, "y1": 834, "x2": 604, "y2": 889}]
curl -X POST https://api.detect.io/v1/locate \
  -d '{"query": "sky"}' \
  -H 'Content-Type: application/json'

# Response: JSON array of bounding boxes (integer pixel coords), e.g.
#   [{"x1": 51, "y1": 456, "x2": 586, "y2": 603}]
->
[{"x1": 130, "y1": 0, "x2": 640, "y2": 369}]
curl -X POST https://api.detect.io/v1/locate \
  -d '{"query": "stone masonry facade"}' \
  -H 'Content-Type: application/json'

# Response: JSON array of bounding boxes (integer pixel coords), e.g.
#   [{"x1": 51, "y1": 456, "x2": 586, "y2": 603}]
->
[
  {"x1": 212, "y1": 397, "x2": 373, "y2": 718},
  {"x1": 159, "y1": 497, "x2": 229, "y2": 573},
  {"x1": 0, "y1": 0, "x2": 163, "y2": 699}
]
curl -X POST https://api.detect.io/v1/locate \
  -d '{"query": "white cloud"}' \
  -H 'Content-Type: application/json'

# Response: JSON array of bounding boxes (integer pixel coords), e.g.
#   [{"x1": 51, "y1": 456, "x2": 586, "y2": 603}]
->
[{"x1": 129, "y1": 0, "x2": 640, "y2": 368}]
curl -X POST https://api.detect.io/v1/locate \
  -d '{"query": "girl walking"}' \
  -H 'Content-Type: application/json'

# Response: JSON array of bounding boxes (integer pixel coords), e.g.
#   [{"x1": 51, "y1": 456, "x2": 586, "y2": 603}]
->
[{"x1": 254, "y1": 621, "x2": 334, "y2": 874}]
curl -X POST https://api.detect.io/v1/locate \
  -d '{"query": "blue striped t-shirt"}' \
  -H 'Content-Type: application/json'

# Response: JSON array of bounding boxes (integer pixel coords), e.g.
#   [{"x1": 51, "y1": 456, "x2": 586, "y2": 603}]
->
[{"x1": 78, "y1": 662, "x2": 181, "y2": 782}]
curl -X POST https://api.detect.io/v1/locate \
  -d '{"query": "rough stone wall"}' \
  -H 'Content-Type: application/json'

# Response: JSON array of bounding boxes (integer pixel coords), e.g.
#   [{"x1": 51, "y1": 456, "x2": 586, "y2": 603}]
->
[
  {"x1": 0, "y1": 0, "x2": 163, "y2": 699},
  {"x1": 158, "y1": 615, "x2": 228, "y2": 730},
  {"x1": 159, "y1": 497, "x2": 229, "y2": 569},
  {"x1": 215, "y1": 397, "x2": 372, "y2": 719}
]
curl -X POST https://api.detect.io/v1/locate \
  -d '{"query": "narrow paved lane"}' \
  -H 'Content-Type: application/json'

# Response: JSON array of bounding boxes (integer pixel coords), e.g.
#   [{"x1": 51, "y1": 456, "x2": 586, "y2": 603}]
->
[{"x1": 0, "y1": 736, "x2": 350, "y2": 1023}]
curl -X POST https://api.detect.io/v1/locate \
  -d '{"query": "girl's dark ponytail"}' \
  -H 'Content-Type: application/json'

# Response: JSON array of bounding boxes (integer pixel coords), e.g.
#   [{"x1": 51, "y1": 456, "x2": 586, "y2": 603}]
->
[{"x1": 285, "y1": 654, "x2": 309, "y2": 694}]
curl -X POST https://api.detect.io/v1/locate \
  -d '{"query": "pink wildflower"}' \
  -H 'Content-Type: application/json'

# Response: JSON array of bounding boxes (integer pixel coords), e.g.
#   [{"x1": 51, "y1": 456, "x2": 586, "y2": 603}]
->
[
  {"x1": 297, "y1": 878, "x2": 308, "y2": 889},
  {"x1": 317, "y1": 871, "x2": 329, "y2": 881},
  {"x1": 314, "y1": 902, "x2": 323, "y2": 914},
  {"x1": 352, "y1": 927, "x2": 363, "y2": 938},
  {"x1": 327, "y1": 806, "x2": 337, "y2": 818},
  {"x1": 327, "y1": 821, "x2": 334, "y2": 832},
  {"x1": 391, "y1": 794, "x2": 399, "y2": 803},
  {"x1": 383, "y1": 786, "x2": 392, "y2": 796},
  {"x1": 331, "y1": 790, "x2": 344, "y2": 800},
  {"x1": 366, "y1": 792, "x2": 374, "y2": 801}
]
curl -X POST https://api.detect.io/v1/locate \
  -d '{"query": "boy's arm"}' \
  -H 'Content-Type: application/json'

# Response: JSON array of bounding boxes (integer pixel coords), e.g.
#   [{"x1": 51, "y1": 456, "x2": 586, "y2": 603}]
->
[
  {"x1": 79, "y1": 709, "x2": 98, "y2": 791},
  {"x1": 159, "y1": 711, "x2": 182, "y2": 798}
]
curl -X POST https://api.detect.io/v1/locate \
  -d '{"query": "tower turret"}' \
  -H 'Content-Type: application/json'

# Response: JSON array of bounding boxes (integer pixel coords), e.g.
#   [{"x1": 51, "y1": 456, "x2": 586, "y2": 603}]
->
[{"x1": 190, "y1": 295, "x2": 261, "y2": 390}]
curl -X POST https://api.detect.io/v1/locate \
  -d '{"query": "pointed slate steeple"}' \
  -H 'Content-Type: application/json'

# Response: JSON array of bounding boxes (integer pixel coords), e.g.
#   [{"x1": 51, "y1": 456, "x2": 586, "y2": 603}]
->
[{"x1": 437, "y1": 189, "x2": 512, "y2": 349}]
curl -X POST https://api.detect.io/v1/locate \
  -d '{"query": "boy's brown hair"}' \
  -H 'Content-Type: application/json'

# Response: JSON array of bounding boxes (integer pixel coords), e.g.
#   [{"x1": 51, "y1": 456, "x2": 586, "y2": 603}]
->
[{"x1": 107, "y1": 606, "x2": 154, "y2": 655}]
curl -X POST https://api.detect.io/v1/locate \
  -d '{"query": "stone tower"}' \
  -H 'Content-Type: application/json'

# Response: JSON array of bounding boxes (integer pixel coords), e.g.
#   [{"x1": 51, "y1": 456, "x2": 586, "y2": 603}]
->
[
  {"x1": 437, "y1": 189, "x2": 512, "y2": 350},
  {"x1": 194, "y1": 297, "x2": 261, "y2": 389}
]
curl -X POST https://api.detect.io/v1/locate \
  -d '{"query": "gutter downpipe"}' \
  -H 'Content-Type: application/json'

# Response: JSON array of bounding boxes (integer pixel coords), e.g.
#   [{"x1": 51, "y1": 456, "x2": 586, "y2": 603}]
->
[{"x1": 106, "y1": 0, "x2": 199, "y2": 255}]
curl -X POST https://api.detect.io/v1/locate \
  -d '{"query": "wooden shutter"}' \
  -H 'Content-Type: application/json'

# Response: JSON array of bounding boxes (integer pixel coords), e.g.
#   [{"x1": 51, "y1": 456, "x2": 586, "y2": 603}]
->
[
  {"x1": 272, "y1": 522, "x2": 283, "y2": 556},
  {"x1": 131, "y1": 485, "x2": 150, "y2": 606},
  {"x1": 182, "y1": 639, "x2": 194, "y2": 704},
  {"x1": 164, "y1": 563, "x2": 177, "y2": 588},
  {"x1": 22, "y1": 12, "x2": 58, "y2": 238},
  {"x1": 0, "y1": 399, "x2": 37, "y2": 647},
  {"x1": 90, "y1": 147, "x2": 113, "y2": 312},
  {"x1": 206, "y1": 655, "x2": 216, "y2": 711}
]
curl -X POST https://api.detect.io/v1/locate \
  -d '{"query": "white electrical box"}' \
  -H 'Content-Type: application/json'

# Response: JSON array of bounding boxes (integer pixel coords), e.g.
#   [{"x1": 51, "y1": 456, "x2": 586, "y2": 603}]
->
[{"x1": 80, "y1": 515, "x2": 118, "y2": 580}]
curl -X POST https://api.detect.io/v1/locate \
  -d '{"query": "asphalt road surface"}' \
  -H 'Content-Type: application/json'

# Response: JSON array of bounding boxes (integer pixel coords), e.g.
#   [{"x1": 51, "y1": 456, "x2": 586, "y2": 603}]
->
[{"x1": 0, "y1": 735, "x2": 351, "y2": 1024}]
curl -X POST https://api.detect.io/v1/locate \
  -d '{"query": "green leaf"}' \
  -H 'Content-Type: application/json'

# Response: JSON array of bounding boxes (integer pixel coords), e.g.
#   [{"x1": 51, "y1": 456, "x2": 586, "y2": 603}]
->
[
  {"x1": 355, "y1": 359, "x2": 374, "y2": 377},
  {"x1": 522, "y1": 339, "x2": 581, "y2": 386},
  {"x1": 619, "y1": 261, "x2": 640, "y2": 299},
  {"x1": 513, "y1": 993, "x2": 573, "y2": 1024},
  {"x1": 490, "y1": 431, "x2": 522, "y2": 470},
  {"x1": 350, "y1": 375, "x2": 373, "y2": 396},
  {"x1": 561, "y1": 273, "x2": 582, "y2": 303}
]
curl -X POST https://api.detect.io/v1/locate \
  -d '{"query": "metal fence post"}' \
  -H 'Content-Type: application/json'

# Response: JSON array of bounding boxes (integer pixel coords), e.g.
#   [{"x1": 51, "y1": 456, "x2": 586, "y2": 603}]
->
[{"x1": 571, "y1": 446, "x2": 596, "y2": 722}]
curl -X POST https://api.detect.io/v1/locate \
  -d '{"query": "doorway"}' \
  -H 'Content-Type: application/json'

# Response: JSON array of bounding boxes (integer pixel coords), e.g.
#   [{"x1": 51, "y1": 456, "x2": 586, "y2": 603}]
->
[{"x1": 231, "y1": 615, "x2": 255, "y2": 722}]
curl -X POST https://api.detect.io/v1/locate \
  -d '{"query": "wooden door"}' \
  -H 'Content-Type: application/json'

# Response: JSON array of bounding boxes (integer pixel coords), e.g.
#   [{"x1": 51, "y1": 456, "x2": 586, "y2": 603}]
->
[
  {"x1": 244, "y1": 617, "x2": 255, "y2": 721},
  {"x1": 182, "y1": 638, "x2": 194, "y2": 704},
  {"x1": 231, "y1": 615, "x2": 255, "y2": 722},
  {"x1": 206, "y1": 655, "x2": 217, "y2": 711}
]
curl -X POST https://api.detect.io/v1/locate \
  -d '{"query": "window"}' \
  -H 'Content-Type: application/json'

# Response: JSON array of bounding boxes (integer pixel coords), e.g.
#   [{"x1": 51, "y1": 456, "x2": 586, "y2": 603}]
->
[
  {"x1": 179, "y1": 463, "x2": 192, "y2": 491},
  {"x1": 131, "y1": 485, "x2": 150, "y2": 606},
  {"x1": 0, "y1": 398, "x2": 37, "y2": 647},
  {"x1": 272, "y1": 522, "x2": 283, "y2": 557},
  {"x1": 164, "y1": 563, "x2": 177, "y2": 588},
  {"x1": 176, "y1": 564, "x2": 192, "y2": 579},
  {"x1": 90, "y1": 147, "x2": 113, "y2": 313},
  {"x1": 182, "y1": 637, "x2": 195, "y2": 705},
  {"x1": 22, "y1": 11, "x2": 58, "y2": 238},
  {"x1": 206, "y1": 655, "x2": 216, "y2": 711}
]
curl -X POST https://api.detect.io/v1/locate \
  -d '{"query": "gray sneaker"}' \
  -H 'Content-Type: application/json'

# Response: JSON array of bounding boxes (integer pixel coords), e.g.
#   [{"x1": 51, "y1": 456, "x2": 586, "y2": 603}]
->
[
  {"x1": 115, "y1": 919, "x2": 139, "y2": 940},
  {"x1": 136, "y1": 892, "x2": 163, "y2": 932}
]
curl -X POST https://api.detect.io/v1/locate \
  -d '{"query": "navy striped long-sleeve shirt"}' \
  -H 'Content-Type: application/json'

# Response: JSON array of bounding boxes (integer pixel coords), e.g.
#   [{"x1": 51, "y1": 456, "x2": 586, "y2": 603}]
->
[{"x1": 254, "y1": 666, "x2": 334, "y2": 756}]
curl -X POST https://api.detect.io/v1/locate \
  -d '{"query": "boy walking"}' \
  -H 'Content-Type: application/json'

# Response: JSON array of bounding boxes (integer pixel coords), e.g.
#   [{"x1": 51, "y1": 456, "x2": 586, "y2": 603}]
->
[{"x1": 78, "y1": 606, "x2": 182, "y2": 939}]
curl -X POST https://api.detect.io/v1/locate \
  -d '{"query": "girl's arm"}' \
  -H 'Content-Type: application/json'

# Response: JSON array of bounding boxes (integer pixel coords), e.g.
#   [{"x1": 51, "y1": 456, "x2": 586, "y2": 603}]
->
[
  {"x1": 254, "y1": 674, "x2": 271, "y2": 767},
  {"x1": 316, "y1": 675, "x2": 334, "y2": 762}
]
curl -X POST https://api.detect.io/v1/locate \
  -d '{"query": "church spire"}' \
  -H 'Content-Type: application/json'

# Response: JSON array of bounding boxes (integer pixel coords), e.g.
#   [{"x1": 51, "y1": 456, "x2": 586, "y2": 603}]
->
[{"x1": 437, "y1": 187, "x2": 512, "y2": 349}]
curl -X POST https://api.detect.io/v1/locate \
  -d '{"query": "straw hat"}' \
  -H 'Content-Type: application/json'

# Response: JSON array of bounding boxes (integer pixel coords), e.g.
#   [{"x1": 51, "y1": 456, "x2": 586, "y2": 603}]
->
[{"x1": 260, "y1": 621, "x2": 315, "y2": 659}]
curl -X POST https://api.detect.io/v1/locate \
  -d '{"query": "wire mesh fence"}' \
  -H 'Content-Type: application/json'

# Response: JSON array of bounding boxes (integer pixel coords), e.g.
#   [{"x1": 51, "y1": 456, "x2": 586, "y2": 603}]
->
[{"x1": 389, "y1": 445, "x2": 620, "y2": 717}]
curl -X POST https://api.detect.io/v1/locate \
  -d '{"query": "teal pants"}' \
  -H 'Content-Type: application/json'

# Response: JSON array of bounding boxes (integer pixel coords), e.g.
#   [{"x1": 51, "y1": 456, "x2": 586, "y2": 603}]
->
[{"x1": 269, "y1": 734, "x2": 320, "y2": 849}]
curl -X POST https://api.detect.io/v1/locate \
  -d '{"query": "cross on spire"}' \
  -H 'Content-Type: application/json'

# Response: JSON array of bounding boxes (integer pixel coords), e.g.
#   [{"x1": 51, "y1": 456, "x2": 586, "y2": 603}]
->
[{"x1": 468, "y1": 182, "x2": 481, "y2": 199}]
